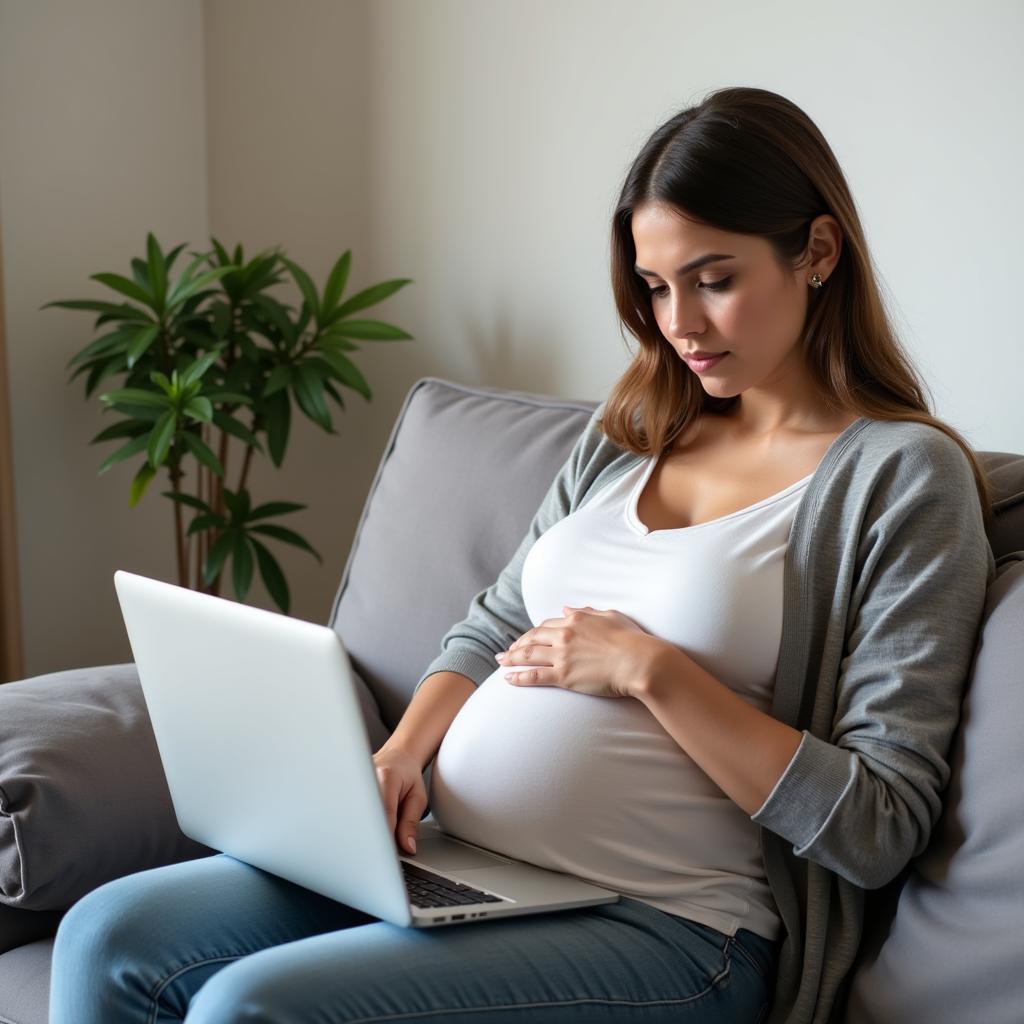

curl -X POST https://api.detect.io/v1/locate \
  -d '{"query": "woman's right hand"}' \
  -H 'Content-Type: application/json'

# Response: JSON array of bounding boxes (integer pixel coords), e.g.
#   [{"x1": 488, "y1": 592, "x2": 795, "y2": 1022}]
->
[{"x1": 372, "y1": 746, "x2": 428, "y2": 857}]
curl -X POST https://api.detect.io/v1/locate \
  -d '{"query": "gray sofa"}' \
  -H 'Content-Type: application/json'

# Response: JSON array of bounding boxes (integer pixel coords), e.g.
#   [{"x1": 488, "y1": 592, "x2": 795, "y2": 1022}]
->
[{"x1": 1, "y1": 375, "x2": 1022, "y2": 1024}]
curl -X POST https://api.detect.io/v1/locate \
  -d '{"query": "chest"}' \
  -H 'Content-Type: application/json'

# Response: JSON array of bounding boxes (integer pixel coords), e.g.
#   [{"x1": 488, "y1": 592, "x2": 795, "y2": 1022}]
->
[{"x1": 635, "y1": 436, "x2": 836, "y2": 532}]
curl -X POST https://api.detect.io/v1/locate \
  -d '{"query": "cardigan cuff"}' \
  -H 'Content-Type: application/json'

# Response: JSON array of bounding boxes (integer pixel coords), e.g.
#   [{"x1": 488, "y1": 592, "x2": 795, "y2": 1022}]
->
[
  {"x1": 413, "y1": 646, "x2": 497, "y2": 697},
  {"x1": 750, "y1": 729, "x2": 857, "y2": 850}
]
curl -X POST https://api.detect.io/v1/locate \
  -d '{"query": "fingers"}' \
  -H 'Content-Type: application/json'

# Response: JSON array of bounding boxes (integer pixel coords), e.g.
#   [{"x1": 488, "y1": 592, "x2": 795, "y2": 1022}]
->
[
  {"x1": 398, "y1": 784, "x2": 428, "y2": 855},
  {"x1": 374, "y1": 764, "x2": 399, "y2": 834}
]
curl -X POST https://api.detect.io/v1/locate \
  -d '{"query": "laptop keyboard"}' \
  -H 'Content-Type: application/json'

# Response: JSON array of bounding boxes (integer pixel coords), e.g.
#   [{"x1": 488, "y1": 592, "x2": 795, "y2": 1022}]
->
[{"x1": 402, "y1": 860, "x2": 505, "y2": 908}]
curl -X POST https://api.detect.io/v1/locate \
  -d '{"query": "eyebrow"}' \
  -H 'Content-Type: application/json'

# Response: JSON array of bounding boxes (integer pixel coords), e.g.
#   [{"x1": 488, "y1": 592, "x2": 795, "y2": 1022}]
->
[{"x1": 633, "y1": 253, "x2": 735, "y2": 278}]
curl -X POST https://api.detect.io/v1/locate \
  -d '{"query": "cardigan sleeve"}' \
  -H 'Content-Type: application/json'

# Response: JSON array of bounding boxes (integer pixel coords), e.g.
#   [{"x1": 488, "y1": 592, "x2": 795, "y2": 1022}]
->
[
  {"x1": 751, "y1": 428, "x2": 995, "y2": 889},
  {"x1": 412, "y1": 405, "x2": 604, "y2": 696}
]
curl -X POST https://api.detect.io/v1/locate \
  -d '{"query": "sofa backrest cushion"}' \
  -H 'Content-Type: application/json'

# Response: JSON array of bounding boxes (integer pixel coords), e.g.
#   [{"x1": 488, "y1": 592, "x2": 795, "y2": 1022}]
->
[
  {"x1": 0, "y1": 664, "x2": 214, "y2": 912},
  {"x1": 982, "y1": 451, "x2": 1024, "y2": 560},
  {"x1": 845, "y1": 556, "x2": 1024, "y2": 1024},
  {"x1": 328, "y1": 377, "x2": 598, "y2": 733}
]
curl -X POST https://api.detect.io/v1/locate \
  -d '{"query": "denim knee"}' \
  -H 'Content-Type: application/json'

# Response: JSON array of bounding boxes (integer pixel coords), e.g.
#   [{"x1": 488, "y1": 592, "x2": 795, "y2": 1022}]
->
[
  {"x1": 53, "y1": 874, "x2": 158, "y2": 969},
  {"x1": 184, "y1": 955, "x2": 285, "y2": 1024}
]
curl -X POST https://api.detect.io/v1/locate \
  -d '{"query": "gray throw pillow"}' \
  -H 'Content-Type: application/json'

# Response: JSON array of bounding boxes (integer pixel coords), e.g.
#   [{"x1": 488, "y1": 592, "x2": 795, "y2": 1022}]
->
[
  {"x1": 845, "y1": 556, "x2": 1024, "y2": 1024},
  {"x1": 0, "y1": 663, "x2": 216, "y2": 911}
]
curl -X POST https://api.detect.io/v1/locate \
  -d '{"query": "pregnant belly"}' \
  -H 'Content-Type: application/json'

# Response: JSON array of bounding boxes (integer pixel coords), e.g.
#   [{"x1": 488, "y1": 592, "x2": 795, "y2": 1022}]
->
[{"x1": 428, "y1": 667, "x2": 757, "y2": 888}]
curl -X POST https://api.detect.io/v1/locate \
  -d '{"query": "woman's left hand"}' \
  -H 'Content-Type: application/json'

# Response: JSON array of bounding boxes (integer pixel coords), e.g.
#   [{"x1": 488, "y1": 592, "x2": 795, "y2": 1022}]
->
[{"x1": 495, "y1": 606, "x2": 660, "y2": 699}]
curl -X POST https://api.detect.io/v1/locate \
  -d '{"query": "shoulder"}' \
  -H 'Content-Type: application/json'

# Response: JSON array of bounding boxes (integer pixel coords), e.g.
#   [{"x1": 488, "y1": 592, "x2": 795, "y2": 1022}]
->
[{"x1": 839, "y1": 417, "x2": 976, "y2": 488}]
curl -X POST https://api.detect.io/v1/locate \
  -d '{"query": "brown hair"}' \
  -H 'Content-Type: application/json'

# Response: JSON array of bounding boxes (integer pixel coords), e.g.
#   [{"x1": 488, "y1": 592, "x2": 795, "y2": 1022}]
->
[{"x1": 602, "y1": 86, "x2": 992, "y2": 520}]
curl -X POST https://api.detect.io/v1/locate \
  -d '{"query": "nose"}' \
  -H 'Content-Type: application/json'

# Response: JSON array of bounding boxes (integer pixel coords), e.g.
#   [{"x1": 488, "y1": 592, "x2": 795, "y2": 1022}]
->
[{"x1": 664, "y1": 289, "x2": 705, "y2": 340}]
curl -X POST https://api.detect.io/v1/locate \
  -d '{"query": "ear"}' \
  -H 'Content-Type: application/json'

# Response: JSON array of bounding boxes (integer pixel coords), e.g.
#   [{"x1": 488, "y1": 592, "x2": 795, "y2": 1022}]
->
[{"x1": 805, "y1": 213, "x2": 842, "y2": 284}]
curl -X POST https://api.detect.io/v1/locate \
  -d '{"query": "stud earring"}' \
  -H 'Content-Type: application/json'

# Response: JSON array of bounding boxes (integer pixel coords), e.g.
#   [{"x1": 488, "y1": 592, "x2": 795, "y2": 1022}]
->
[{"x1": 809, "y1": 273, "x2": 823, "y2": 288}]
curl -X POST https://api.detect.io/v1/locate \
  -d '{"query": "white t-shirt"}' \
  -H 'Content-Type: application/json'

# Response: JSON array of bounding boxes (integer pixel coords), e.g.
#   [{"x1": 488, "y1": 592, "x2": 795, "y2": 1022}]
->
[{"x1": 429, "y1": 454, "x2": 811, "y2": 940}]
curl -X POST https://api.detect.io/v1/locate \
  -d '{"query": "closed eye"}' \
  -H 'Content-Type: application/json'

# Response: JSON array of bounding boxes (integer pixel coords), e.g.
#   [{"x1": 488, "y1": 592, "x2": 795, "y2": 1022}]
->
[{"x1": 648, "y1": 276, "x2": 732, "y2": 298}]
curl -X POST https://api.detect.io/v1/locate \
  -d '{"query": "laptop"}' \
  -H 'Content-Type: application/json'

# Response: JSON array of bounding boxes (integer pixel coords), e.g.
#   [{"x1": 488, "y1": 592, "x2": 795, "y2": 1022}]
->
[{"x1": 113, "y1": 569, "x2": 620, "y2": 928}]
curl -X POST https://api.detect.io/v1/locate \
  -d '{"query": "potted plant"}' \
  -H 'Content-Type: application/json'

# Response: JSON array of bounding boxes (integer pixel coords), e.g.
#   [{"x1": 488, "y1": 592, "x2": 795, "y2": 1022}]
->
[{"x1": 44, "y1": 234, "x2": 412, "y2": 613}]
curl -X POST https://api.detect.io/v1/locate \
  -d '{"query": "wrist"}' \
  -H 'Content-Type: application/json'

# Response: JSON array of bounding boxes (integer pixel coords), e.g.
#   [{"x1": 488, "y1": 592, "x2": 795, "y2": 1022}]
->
[{"x1": 631, "y1": 638, "x2": 688, "y2": 702}]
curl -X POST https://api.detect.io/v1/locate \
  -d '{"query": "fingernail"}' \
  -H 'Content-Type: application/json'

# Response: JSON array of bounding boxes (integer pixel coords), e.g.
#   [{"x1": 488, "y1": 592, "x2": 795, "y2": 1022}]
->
[
  {"x1": 494, "y1": 652, "x2": 506, "y2": 661},
  {"x1": 409, "y1": 838, "x2": 417, "y2": 854}
]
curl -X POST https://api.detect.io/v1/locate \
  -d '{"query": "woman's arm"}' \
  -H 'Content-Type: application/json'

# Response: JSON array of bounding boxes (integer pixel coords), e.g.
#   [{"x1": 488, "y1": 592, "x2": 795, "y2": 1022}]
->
[
  {"x1": 636, "y1": 427, "x2": 994, "y2": 890},
  {"x1": 632, "y1": 649, "x2": 804, "y2": 817},
  {"x1": 379, "y1": 670, "x2": 477, "y2": 771}
]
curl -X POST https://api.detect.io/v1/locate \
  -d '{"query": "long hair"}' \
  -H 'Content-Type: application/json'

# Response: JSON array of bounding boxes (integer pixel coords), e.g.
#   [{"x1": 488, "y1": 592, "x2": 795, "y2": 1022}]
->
[{"x1": 602, "y1": 86, "x2": 992, "y2": 519}]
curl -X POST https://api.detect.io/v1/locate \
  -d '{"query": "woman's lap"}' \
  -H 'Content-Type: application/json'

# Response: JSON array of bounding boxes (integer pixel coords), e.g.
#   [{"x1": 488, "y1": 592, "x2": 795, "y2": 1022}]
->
[{"x1": 50, "y1": 853, "x2": 777, "y2": 1024}]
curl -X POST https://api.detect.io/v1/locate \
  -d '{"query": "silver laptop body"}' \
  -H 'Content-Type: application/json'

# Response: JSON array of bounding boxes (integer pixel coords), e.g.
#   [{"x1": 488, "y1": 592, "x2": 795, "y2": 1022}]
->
[{"x1": 113, "y1": 570, "x2": 619, "y2": 928}]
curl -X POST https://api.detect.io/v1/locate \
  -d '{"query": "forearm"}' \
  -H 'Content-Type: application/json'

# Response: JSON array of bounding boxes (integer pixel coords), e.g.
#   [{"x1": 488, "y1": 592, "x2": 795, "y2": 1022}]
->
[
  {"x1": 633, "y1": 641, "x2": 802, "y2": 817},
  {"x1": 378, "y1": 671, "x2": 477, "y2": 771}
]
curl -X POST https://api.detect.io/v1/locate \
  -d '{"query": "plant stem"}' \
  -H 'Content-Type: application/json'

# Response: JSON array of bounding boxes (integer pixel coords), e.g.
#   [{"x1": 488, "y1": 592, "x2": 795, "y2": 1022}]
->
[{"x1": 169, "y1": 449, "x2": 187, "y2": 585}]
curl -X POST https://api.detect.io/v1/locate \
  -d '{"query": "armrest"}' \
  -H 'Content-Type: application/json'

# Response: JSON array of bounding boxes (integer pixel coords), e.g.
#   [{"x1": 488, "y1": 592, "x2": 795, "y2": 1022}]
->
[{"x1": 0, "y1": 663, "x2": 214, "y2": 912}]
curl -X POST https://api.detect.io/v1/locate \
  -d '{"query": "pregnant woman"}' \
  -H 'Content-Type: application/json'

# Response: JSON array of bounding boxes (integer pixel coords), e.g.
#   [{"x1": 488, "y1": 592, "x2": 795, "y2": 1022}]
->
[{"x1": 50, "y1": 86, "x2": 993, "y2": 1024}]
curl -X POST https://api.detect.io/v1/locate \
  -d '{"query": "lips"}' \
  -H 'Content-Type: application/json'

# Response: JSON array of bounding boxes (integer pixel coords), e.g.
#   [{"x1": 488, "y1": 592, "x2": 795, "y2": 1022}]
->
[{"x1": 683, "y1": 351, "x2": 729, "y2": 373}]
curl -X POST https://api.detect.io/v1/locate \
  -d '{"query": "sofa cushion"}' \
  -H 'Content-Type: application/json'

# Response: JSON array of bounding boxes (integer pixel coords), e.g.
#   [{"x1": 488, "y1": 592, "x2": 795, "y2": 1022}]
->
[
  {"x1": 981, "y1": 451, "x2": 1024, "y2": 560},
  {"x1": 0, "y1": 664, "x2": 215, "y2": 912},
  {"x1": 327, "y1": 376, "x2": 599, "y2": 733},
  {"x1": 845, "y1": 556, "x2": 1024, "y2": 1024},
  {"x1": 0, "y1": 937, "x2": 52, "y2": 1024}
]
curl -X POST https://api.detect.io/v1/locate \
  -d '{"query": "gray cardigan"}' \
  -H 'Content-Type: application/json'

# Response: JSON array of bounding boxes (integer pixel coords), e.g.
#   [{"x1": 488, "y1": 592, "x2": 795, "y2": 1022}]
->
[{"x1": 416, "y1": 404, "x2": 995, "y2": 1024}]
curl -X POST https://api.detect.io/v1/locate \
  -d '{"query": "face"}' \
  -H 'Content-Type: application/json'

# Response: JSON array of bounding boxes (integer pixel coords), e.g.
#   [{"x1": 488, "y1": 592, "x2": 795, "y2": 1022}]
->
[{"x1": 631, "y1": 201, "x2": 813, "y2": 400}]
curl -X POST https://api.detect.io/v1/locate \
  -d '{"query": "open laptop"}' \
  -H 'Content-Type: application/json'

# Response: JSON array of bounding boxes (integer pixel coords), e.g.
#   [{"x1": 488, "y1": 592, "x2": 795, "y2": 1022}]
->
[{"x1": 113, "y1": 569, "x2": 619, "y2": 928}]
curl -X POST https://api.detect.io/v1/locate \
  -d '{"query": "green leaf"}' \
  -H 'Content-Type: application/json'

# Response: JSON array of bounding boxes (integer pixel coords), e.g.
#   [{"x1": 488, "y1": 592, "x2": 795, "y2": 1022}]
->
[
  {"x1": 164, "y1": 242, "x2": 188, "y2": 273},
  {"x1": 161, "y1": 491, "x2": 212, "y2": 512},
  {"x1": 248, "y1": 522, "x2": 322, "y2": 562},
  {"x1": 222, "y1": 487, "x2": 240, "y2": 520},
  {"x1": 249, "y1": 536, "x2": 290, "y2": 613},
  {"x1": 66, "y1": 326, "x2": 139, "y2": 370},
  {"x1": 126, "y1": 323, "x2": 161, "y2": 369},
  {"x1": 166, "y1": 266, "x2": 235, "y2": 311},
  {"x1": 186, "y1": 512, "x2": 226, "y2": 536},
  {"x1": 232, "y1": 535, "x2": 254, "y2": 600},
  {"x1": 184, "y1": 396, "x2": 214, "y2": 423},
  {"x1": 291, "y1": 361, "x2": 333, "y2": 432},
  {"x1": 147, "y1": 409, "x2": 177, "y2": 469},
  {"x1": 320, "y1": 250, "x2": 351, "y2": 321},
  {"x1": 323, "y1": 378, "x2": 345, "y2": 409},
  {"x1": 180, "y1": 348, "x2": 223, "y2": 387},
  {"x1": 211, "y1": 238, "x2": 231, "y2": 265},
  {"x1": 317, "y1": 332, "x2": 361, "y2": 353},
  {"x1": 150, "y1": 370, "x2": 174, "y2": 394},
  {"x1": 236, "y1": 487, "x2": 251, "y2": 521},
  {"x1": 146, "y1": 233, "x2": 168, "y2": 310},
  {"x1": 99, "y1": 387, "x2": 169, "y2": 409},
  {"x1": 90, "y1": 272, "x2": 156, "y2": 309},
  {"x1": 203, "y1": 391, "x2": 252, "y2": 406},
  {"x1": 128, "y1": 462, "x2": 157, "y2": 507},
  {"x1": 326, "y1": 319, "x2": 413, "y2": 341},
  {"x1": 180, "y1": 430, "x2": 226, "y2": 476},
  {"x1": 281, "y1": 257, "x2": 320, "y2": 324},
  {"x1": 263, "y1": 389, "x2": 290, "y2": 467},
  {"x1": 101, "y1": 401, "x2": 164, "y2": 421},
  {"x1": 203, "y1": 530, "x2": 236, "y2": 586},
  {"x1": 131, "y1": 258, "x2": 151, "y2": 291},
  {"x1": 261, "y1": 364, "x2": 293, "y2": 399},
  {"x1": 247, "y1": 500, "x2": 305, "y2": 521},
  {"x1": 212, "y1": 410, "x2": 263, "y2": 452},
  {"x1": 314, "y1": 350, "x2": 372, "y2": 400},
  {"x1": 98, "y1": 432, "x2": 150, "y2": 475},
  {"x1": 90, "y1": 419, "x2": 150, "y2": 444},
  {"x1": 327, "y1": 279, "x2": 412, "y2": 323},
  {"x1": 42, "y1": 299, "x2": 152, "y2": 322}
]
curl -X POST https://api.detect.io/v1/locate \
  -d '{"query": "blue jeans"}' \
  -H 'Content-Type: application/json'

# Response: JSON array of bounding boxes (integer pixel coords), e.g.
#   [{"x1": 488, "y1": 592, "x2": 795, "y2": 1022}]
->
[{"x1": 49, "y1": 853, "x2": 780, "y2": 1023}]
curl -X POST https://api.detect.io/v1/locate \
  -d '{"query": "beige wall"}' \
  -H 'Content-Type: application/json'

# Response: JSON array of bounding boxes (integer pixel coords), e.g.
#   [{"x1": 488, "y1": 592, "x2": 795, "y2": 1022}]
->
[
  {"x1": 2, "y1": 0, "x2": 1022, "y2": 678},
  {"x1": 201, "y1": 0, "x2": 374, "y2": 640},
  {"x1": 0, "y1": 0, "x2": 209, "y2": 675}
]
